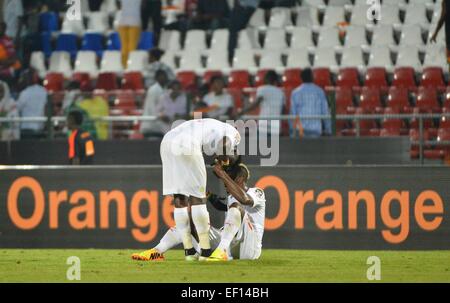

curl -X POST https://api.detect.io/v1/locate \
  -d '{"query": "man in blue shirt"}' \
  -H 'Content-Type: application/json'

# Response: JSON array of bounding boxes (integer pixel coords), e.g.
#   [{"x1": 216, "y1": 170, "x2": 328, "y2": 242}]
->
[{"x1": 290, "y1": 68, "x2": 332, "y2": 138}]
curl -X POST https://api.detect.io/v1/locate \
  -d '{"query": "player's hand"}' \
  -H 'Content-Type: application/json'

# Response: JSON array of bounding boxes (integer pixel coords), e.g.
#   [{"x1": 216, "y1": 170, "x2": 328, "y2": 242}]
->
[
  {"x1": 430, "y1": 33, "x2": 437, "y2": 43},
  {"x1": 213, "y1": 163, "x2": 227, "y2": 179}
]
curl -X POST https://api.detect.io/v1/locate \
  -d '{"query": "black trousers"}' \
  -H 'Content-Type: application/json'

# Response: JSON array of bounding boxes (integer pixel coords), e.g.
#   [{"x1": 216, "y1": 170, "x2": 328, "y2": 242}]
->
[
  {"x1": 142, "y1": 0, "x2": 163, "y2": 44},
  {"x1": 227, "y1": 4, "x2": 256, "y2": 64}
]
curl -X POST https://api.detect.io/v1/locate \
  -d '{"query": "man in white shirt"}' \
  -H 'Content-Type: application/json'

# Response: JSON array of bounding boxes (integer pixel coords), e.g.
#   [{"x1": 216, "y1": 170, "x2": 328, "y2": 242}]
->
[
  {"x1": 203, "y1": 75, "x2": 234, "y2": 120},
  {"x1": 240, "y1": 70, "x2": 285, "y2": 136},
  {"x1": 132, "y1": 163, "x2": 266, "y2": 261},
  {"x1": 16, "y1": 71, "x2": 48, "y2": 139},
  {"x1": 117, "y1": 0, "x2": 143, "y2": 67},
  {"x1": 140, "y1": 69, "x2": 168, "y2": 137},
  {"x1": 2, "y1": 0, "x2": 23, "y2": 40}
]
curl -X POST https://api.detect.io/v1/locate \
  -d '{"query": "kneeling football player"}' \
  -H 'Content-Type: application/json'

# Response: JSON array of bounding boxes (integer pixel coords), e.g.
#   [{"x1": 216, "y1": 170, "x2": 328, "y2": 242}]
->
[{"x1": 131, "y1": 163, "x2": 266, "y2": 261}]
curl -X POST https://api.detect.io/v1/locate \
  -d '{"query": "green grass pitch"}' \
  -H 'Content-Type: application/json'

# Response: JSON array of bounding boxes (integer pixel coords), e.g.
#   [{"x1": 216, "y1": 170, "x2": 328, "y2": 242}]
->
[{"x1": 1, "y1": 249, "x2": 450, "y2": 283}]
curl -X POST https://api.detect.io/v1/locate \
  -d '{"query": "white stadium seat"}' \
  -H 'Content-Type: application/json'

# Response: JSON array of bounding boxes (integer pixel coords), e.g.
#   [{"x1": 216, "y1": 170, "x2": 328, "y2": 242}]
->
[
  {"x1": 259, "y1": 51, "x2": 284, "y2": 70},
  {"x1": 314, "y1": 48, "x2": 338, "y2": 70},
  {"x1": 303, "y1": 0, "x2": 324, "y2": 7},
  {"x1": 371, "y1": 25, "x2": 396, "y2": 46},
  {"x1": 49, "y1": 51, "x2": 72, "y2": 78},
  {"x1": 249, "y1": 8, "x2": 266, "y2": 27},
  {"x1": 184, "y1": 30, "x2": 207, "y2": 50},
  {"x1": 30, "y1": 51, "x2": 47, "y2": 79},
  {"x1": 161, "y1": 51, "x2": 177, "y2": 70},
  {"x1": 368, "y1": 46, "x2": 394, "y2": 72},
  {"x1": 178, "y1": 50, "x2": 203, "y2": 71},
  {"x1": 206, "y1": 51, "x2": 231, "y2": 70},
  {"x1": 237, "y1": 29, "x2": 260, "y2": 49},
  {"x1": 286, "y1": 49, "x2": 311, "y2": 68},
  {"x1": 322, "y1": 6, "x2": 346, "y2": 27},
  {"x1": 400, "y1": 25, "x2": 424, "y2": 46},
  {"x1": 75, "y1": 51, "x2": 99, "y2": 78},
  {"x1": 87, "y1": 11, "x2": 109, "y2": 33},
  {"x1": 233, "y1": 49, "x2": 257, "y2": 70},
  {"x1": 264, "y1": 29, "x2": 288, "y2": 50},
  {"x1": 423, "y1": 44, "x2": 448, "y2": 69},
  {"x1": 349, "y1": 5, "x2": 373, "y2": 26},
  {"x1": 101, "y1": 50, "x2": 124, "y2": 73},
  {"x1": 318, "y1": 27, "x2": 341, "y2": 48},
  {"x1": 328, "y1": 0, "x2": 352, "y2": 6},
  {"x1": 159, "y1": 30, "x2": 181, "y2": 51},
  {"x1": 378, "y1": 5, "x2": 400, "y2": 25},
  {"x1": 403, "y1": 4, "x2": 429, "y2": 26},
  {"x1": 345, "y1": 26, "x2": 367, "y2": 47},
  {"x1": 290, "y1": 27, "x2": 314, "y2": 49},
  {"x1": 396, "y1": 45, "x2": 422, "y2": 71},
  {"x1": 296, "y1": 6, "x2": 320, "y2": 27},
  {"x1": 268, "y1": 8, "x2": 292, "y2": 28},
  {"x1": 210, "y1": 29, "x2": 229, "y2": 50},
  {"x1": 127, "y1": 50, "x2": 149, "y2": 73},
  {"x1": 340, "y1": 47, "x2": 365, "y2": 70}
]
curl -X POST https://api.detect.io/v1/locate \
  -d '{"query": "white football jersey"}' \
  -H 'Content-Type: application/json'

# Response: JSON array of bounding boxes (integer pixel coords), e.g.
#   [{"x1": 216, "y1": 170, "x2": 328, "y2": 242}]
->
[{"x1": 227, "y1": 187, "x2": 266, "y2": 243}]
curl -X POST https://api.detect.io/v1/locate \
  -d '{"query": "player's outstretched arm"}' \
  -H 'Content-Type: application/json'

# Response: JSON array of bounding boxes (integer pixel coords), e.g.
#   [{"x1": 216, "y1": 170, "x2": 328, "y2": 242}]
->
[{"x1": 212, "y1": 164, "x2": 254, "y2": 207}]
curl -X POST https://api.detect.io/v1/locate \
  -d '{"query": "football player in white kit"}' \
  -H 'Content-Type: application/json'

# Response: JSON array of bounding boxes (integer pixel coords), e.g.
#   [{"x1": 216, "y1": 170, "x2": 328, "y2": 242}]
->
[
  {"x1": 131, "y1": 163, "x2": 266, "y2": 261},
  {"x1": 157, "y1": 118, "x2": 241, "y2": 261}
]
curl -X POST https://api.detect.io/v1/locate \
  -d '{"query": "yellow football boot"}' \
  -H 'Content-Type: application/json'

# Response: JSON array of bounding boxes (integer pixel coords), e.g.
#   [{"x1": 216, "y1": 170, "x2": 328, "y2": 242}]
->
[
  {"x1": 131, "y1": 248, "x2": 165, "y2": 261},
  {"x1": 206, "y1": 248, "x2": 228, "y2": 262}
]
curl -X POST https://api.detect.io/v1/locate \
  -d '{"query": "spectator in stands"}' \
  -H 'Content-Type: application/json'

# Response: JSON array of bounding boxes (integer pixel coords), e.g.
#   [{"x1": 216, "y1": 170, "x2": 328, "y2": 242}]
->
[
  {"x1": 21, "y1": 1, "x2": 42, "y2": 69},
  {"x1": 430, "y1": 0, "x2": 450, "y2": 71},
  {"x1": 76, "y1": 92, "x2": 109, "y2": 140},
  {"x1": 62, "y1": 81, "x2": 82, "y2": 112},
  {"x1": 290, "y1": 68, "x2": 331, "y2": 138},
  {"x1": 142, "y1": 0, "x2": 162, "y2": 44},
  {"x1": 154, "y1": 80, "x2": 188, "y2": 135},
  {"x1": 188, "y1": 0, "x2": 230, "y2": 30},
  {"x1": 144, "y1": 48, "x2": 175, "y2": 87},
  {"x1": 2, "y1": 0, "x2": 23, "y2": 43},
  {"x1": 239, "y1": 70, "x2": 285, "y2": 136},
  {"x1": 228, "y1": 0, "x2": 260, "y2": 63},
  {"x1": 88, "y1": 0, "x2": 104, "y2": 11},
  {"x1": 141, "y1": 69, "x2": 168, "y2": 137},
  {"x1": 203, "y1": 75, "x2": 234, "y2": 119},
  {"x1": 0, "y1": 80, "x2": 19, "y2": 140},
  {"x1": 117, "y1": 0, "x2": 144, "y2": 67},
  {"x1": 0, "y1": 21, "x2": 20, "y2": 85},
  {"x1": 16, "y1": 70, "x2": 48, "y2": 139},
  {"x1": 67, "y1": 110, "x2": 95, "y2": 165}
]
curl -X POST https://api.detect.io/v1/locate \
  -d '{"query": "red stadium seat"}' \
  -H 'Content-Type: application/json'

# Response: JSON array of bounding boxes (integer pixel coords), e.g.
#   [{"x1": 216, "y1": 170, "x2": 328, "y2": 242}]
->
[
  {"x1": 443, "y1": 87, "x2": 450, "y2": 109},
  {"x1": 122, "y1": 72, "x2": 144, "y2": 91},
  {"x1": 336, "y1": 68, "x2": 360, "y2": 89},
  {"x1": 282, "y1": 68, "x2": 302, "y2": 89},
  {"x1": 392, "y1": 67, "x2": 417, "y2": 91},
  {"x1": 364, "y1": 67, "x2": 388, "y2": 91},
  {"x1": 420, "y1": 67, "x2": 446, "y2": 92},
  {"x1": 423, "y1": 127, "x2": 450, "y2": 159},
  {"x1": 228, "y1": 70, "x2": 250, "y2": 89},
  {"x1": 380, "y1": 127, "x2": 401, "y2": 137},
  {"x1": 440, "y1": 107, "x2": 450, "y2": 129},
  {"x1": 409, "y1": 128, "x2": 431, "y2": 159},
  {"x1": 44, "y1": 72, "x2": 64, "y2": 92},
  {"x1": 72, "y1": 72, "x2": 92, "y2": 91},
  {"x1": 313, "y1": 68, "x2": 332, "y2": 89},
  {"x1": 359, "y1": 86, "x2": 382, "y2": 113},
  {"x1": 112, "y1": 90, "x2": 137, "y2": 110},
  {"x1": 335, "y1": 86, "x2": 354, "y2": 112},
  {"x1": 176, "y1": 71, "x2": 198, "y2": 91},
  {"x1": 342, "y1": 107, "x2": 379, "y2": 137},
  {"x1": 386, "y1": 86, "x2": 411, "y2": 113},
  {"x1": 255, "y1": 69, "x2": 270, "y2": 87},
  {"x1": 96, "y1": 72, "x2": 119, "y2": 91},
  {"x1": 415, "y1": 86, "x2": 441, "y2": 113},
  {"x1": 203, "y1": 70, "x2": 223, "y2": 85},
  {"x1": 227, "y1": 87, "x2": 244, "y2": 109},
  {"x1": 382, "y1": 107, "x2": 408, "y2": 135}
]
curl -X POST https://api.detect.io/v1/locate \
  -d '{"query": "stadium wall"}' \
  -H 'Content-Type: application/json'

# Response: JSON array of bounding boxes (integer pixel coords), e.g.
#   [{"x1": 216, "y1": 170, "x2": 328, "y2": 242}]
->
[
  {"x1": 0, "y1": 165, "x2": 448, "y2": 250},
  {"x1": 0, "y1": 137, "x2": 410, "y2": 165}
]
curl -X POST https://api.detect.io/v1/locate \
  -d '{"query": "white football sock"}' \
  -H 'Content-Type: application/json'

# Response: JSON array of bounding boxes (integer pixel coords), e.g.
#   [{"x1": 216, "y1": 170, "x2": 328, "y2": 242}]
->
[
  {"x1": 218, "y1": 207, "x2": 242, "y2": 251},
  {"x1": 173, "y1": 207, "x2": 193, "y2": 250},
  {"x1": 191, "y1": 204, "x2": 211, "y2": 250},
  {"x1": 155, "y1": 227, "x2": 182, "y2": 254}
]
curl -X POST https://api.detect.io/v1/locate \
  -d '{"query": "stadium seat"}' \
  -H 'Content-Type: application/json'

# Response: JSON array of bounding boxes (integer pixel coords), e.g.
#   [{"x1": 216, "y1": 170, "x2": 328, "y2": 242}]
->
[
  {"x1": 96, "y1": 72, "x2": 119, "y2": 90},
  {"x1": 112, "y1": 90, "x2": 137, "y2": 110},
  {"x1": 255, "y1": 69, "x2": 270, "y2": 87},
  {"x1": 439, "y1": 108, "x2": 450, "y2": 129},
  {"x1": 403, "y1": 4, "x2": 429, "y2": 26},
  {"x1": 318, "y1": 27, "x2": 341, "y2": 48},
  {"x1": 371, "y1": 25, "x2": 395, "y2": 46},
  {"x1": 72, "y1": 72, "x2": 92, "y2": 91},
  {"x1": 335, "y1": 86, "x2": 354, "y2": 112},
  {"x1": 176, "y1": 71, "x2": 198, "y2": 91},
  {"x1": 387, "y1": 86, "x2": 412, "y2": 113},
  {"x1": 138, "y1": 31, "x2": 154, "y2": 50},
  {"x1": 359, "y1": 87, "x2": 382, "y2": 113},
  {"x1": 206, "y1": 51, "x2": 231, "y2": 70},
  {"x1": 49, "y1": 51, "x2": 73, "y2": 78},
  {"x1": 249, "y1": 8, "x2": 266, "y2": 27},
  {"x1": 378, "y1": 5, "x2": 400, "y2": 25},
  {"x1": 344, "y1": 26, "x2": 367, "y2": 47},
  {"x1": 340, "y1": 47, "x2": 365, "y2": 70},
  {"x1": 286, "y1": 48, "x2": 311, "y2": 68},
  {"x1": 101, "y1": 51, "x2": 124, "y2": 73},
  {"x1": 396, "y1": 46, "x2": 422, "y2": 71},
  {"x1": 178, "y1": 50, "x2": 203, "y2": 71},
  {"x1": 40, "y1": 32, "x2": 53, "y2": 58},
  {"x1": 184, "y1": 30, "x2": 207, "y2": 50},
  {"x1": 423, "y1": 44, "x2": 448, "y2": 69},
  {"x1": 233, "y1": 49, "x2": 257, "y2": 71},
  {"x1": 107, "y1": 32, "x2": 121, "y2": 50},
  {"x1": 237, "y1": 29, "x2": 260, "y2": 49},
  {"x1": 400, "y1": 25, "x2": 424, "y2": 46},
  {"x1": 421, "y1": 67, "x2": 446, "y2": 91},
  {"x1": 313, "y1": 48, "x2": 337, "y2": 70},
  {"x1": 349, "y1": 5, "x2": 373, "y2": 26},
  {"x1": 210, "y1": 29, "x2": 229, "y2": 50},
  {"x1": 410, "y1": 128, "x2": 431, "y2": 159},
  {"x1": 126, "y1": 50, "x2": 149, "y2": 72},
  {"x1": 313, "y1": 68, "x2": 332, "y2": 89},
  {"x1": 322, "y1": 6, "x2": 345, "y2": 27},
  {"x1": 336, "y1": 68, "x2": 360, "y2": 89},
  {"x1": 122, "y1": 72, "x2": 144, "y2": 91},
  {"x1": 264, "y1": 29, "x2": 288, "y2": 50},
  {"x1": 55, "y1": 34, "x2": 79, "y2": 59},
  {"x1": 39, "y1": 12, "x2": 59, "y2": 33},
  {"x1": 380, "y1": 107, "x2": 406, "y2": 136},
  {"x1": 203, "y1": 70, "x2": 223, "y2": 85},
  {"x1": 269, "y1": 8, "x2": 292, "y2": 28},
  {"x1": 435, "y1": 128, "x2": 450, "y2": 158},
  {"x1": 159, "y1": 30, "x2": 181, "y2": 51},
  {"x1": 44, "y1": 73, "x2": 64, "y2": 92},
  {"x1": 74, "y1": 51, "x2": 99, "y2": 78},
  {"x1": 282, "y1": 68, "x2": 302, "y2": 89},
  {"x1": 61, "y1": 15, "x2": 85, "y2": 36},
  {"x1": 290, "y1": 27, "x2": 314, "y2": 49},
  {"x1": 415, "y1": 86, "x2": 441, "y2": 113},
  {"x1": 303, "y1": 0, "x2": 324, "y2": 6},
  {"x1": 160, "y1": 51, "x2": 177, "y2": 70},
  {"x1": 295, "y1": 6, "x2": 320, "y2": 27},
  {"x1": 30, "y1": 52, "x2": 47, "y2": 79},
  {"x1": 87, "y1": 11, "x2": 109, "y2": 32},
  {"x1": 82, "y1": 33, "x2": 105, "y2": 57},
  {"x1": 348, "y1": 107, "x2": 380, "y2": 137},
  {"x1": 364, "y1": 67, "x2": 388, "y2": 91},
  {"x1": 259, "y1": 51, "x2": 284, "y2": 70},
  {"x1": 392, "y1": 67, "x2": 417, "y2": 90},
  {"x1": 228, "y1": 70, "x2": 250, "y2": 89},
  {"x1": 101, "y1": 0, "x2": 118, "y2": 14}
]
